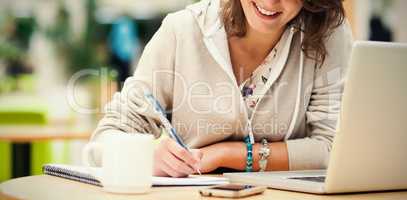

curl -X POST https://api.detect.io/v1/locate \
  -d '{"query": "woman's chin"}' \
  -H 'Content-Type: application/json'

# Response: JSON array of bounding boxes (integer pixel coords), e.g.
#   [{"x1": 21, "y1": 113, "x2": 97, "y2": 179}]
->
[
  {"x1": 249, "y1": 24, "x2": 284, "y2": 35},
  {"x1": 246, "y1": 17, "x2": 285, "y2": 35}
]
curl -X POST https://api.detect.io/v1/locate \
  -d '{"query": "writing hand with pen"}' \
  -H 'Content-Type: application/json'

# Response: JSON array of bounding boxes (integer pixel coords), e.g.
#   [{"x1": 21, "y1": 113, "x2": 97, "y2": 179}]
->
[
  {"x1": 153, "y1": 137, "x2": 225, "y2": 177},
  {"x1": 145, "y1": 92, "x2": 223, "y2": 177}
]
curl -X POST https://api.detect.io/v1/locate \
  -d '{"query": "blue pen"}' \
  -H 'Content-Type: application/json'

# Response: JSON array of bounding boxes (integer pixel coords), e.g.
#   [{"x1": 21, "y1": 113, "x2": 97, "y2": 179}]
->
[{"x1": 144, "y1": 92, "x2": 201, "y2": 175}]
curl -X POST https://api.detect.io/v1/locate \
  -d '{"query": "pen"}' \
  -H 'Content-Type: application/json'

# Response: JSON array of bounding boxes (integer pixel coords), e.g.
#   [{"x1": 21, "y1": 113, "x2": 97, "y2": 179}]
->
[{"x1": 144, "y1": 92, "x2": 202, "y2": 175}]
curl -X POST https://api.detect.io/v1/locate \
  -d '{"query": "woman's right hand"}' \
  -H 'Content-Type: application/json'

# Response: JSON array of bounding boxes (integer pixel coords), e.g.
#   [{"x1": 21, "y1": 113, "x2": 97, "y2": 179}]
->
[{"x1": 153, "y1": 138, "x2": 202, "y2": 177}]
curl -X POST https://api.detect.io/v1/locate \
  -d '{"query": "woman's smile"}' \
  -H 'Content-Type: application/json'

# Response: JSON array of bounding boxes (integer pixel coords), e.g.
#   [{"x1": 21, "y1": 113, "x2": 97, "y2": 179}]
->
[
  {"x1": 241, "y1": 0, "x2": 303, "y2": 34},
  {"x1": 252, "y1": 1, "x2": 282, "y2": 21}
]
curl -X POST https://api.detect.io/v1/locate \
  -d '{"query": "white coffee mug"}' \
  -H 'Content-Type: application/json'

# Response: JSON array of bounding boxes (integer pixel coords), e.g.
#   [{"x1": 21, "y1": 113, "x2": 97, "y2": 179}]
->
[{"x1": 82, "y1": 131, "x2": 154, "y2": 194}]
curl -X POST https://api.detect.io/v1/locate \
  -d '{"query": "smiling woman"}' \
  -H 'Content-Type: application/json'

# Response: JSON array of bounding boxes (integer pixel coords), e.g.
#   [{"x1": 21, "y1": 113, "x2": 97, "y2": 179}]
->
[
  {"x1": 88, "y1": 0, "x2": 353, "y2": 177},
  {"x1": 222, "y1": 0, "x2": 345, "y2": 66}
]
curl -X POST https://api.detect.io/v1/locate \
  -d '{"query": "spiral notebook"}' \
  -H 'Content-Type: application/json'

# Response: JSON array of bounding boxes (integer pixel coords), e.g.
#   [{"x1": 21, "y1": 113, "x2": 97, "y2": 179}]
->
[{"x1": 43, "y1": 164, "x2": 229, "y2": 186}]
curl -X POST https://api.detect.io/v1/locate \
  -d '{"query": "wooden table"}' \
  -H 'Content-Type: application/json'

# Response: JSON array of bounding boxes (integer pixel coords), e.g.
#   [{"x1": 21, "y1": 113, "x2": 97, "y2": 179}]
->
[
  {"x1": 1, "y1": 175, "x2": 407, "y2": 200},
  {"x1": 0, "y1": 124, "x2": 93, "y2": 143}
]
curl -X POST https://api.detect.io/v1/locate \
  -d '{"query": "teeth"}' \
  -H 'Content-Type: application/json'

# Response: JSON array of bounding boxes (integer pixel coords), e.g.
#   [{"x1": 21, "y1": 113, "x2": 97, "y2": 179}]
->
[{"x1": 255, "y1": 3, "x2": 278, "y2": 16}]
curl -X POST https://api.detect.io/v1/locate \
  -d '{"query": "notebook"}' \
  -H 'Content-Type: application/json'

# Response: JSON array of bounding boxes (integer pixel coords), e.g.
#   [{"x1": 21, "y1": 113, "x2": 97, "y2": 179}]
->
[{"x1": 43, "y1": 164, "x2": 229, "y2": 186}]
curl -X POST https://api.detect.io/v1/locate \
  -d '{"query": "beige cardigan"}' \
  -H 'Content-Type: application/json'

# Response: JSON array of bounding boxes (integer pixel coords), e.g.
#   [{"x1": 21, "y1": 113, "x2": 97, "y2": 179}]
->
[{"x1": 90, "y1": 0, "x2": 353, "y2": 170}]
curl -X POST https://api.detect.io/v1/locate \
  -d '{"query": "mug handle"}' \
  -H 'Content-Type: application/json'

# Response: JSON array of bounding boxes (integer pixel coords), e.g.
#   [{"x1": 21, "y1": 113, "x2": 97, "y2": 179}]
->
[{"x1": 82, "y1": 142, "x2": 102, "y2": 167}]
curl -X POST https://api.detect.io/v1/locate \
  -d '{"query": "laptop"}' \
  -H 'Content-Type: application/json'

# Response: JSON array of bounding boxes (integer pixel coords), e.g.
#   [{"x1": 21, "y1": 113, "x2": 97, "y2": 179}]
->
[{"x1": 224, "y1": 41, "x2": 407, "y2": 194}]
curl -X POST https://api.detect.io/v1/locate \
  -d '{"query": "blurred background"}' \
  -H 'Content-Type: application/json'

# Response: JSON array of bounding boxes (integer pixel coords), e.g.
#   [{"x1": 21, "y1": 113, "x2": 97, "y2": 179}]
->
[{"x1": 0, "y1": 0, "x2": 406, "y2": 182}]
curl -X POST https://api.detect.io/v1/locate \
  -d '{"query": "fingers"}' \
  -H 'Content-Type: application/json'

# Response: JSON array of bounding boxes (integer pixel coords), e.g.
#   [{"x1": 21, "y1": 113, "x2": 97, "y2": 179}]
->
[
  {"x1": 162, "y1": 150, "x2": 195, "y2": 176},
  {"x1": 190, "y1": 149, "x2": 203, "y2": 173},
  {"x1": 154, "y1": 138, "x2": 201, "y2": 177},
  {"x1": 159, "y1": 158, "x2": 187, "y2": 178},
  {"x1": 166, "y1": 139, "x2": 199, "y2": 168}
]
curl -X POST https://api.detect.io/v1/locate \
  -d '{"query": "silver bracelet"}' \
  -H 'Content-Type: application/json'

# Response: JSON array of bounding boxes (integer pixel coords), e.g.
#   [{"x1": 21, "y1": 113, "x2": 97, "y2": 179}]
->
[{"x1": 258, "y1": 138, "x2": 270, "y2": 172}]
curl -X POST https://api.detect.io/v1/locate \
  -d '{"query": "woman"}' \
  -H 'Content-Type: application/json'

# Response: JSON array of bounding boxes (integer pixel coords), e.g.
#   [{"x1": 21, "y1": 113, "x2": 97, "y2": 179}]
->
[{"x1": 89, "y1": 0, "x2": 352, "y2": 177}]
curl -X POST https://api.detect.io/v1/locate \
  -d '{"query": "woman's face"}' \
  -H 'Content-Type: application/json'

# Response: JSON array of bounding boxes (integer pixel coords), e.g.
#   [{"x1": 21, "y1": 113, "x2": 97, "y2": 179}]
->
[{"x1": 240, "y1": 0, "x2": 303, "y2": 34}]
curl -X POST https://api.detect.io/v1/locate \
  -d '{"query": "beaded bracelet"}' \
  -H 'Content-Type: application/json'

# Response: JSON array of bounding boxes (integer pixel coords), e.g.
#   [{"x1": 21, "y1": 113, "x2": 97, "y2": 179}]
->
[{"x1": 244, "y1": 135, "x2": 253, "y2": 172}]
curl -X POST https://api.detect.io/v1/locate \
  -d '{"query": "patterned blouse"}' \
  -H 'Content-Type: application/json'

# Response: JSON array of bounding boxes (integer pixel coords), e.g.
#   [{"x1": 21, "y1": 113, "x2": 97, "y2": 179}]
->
[{"x1": 239, "y1": 28, "x2": 292, "y2": 119}]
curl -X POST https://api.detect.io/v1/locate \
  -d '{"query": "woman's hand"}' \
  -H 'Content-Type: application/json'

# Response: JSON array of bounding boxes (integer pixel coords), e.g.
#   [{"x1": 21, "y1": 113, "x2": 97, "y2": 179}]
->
[
  {"x1": 199, "y1": 142, "x2": 248, "y2": 173},
  {"x1": 198, "y1": 143, "x2": 227, "y2": 173},
  {"x1": 153, "y1": 138, "x2": 202, "y2": 177}
]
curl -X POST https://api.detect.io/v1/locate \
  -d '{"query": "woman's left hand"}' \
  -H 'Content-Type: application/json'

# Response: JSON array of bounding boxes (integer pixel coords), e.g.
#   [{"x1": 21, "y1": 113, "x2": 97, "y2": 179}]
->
[{"x1": 198, "y1": 143, "x2": 227, "y2": 173}]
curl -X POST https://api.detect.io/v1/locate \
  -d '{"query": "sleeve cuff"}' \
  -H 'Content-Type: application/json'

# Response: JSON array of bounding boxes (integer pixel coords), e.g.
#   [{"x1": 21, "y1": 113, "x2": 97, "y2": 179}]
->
[{"x1": 286, "y1": 138, "x2": 330, "y2": 170}]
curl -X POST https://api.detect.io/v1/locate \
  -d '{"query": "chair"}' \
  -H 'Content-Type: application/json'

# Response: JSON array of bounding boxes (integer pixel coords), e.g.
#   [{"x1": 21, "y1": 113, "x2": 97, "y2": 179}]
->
[{"x1": 0, "y1": 104, "x2": 69, "y2": 179}]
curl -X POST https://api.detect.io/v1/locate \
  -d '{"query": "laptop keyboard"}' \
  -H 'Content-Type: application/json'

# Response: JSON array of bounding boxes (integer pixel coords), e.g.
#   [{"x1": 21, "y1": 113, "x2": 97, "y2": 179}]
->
[{"x1": 288, "y1": 176, "x2": 326, "y2": 183}]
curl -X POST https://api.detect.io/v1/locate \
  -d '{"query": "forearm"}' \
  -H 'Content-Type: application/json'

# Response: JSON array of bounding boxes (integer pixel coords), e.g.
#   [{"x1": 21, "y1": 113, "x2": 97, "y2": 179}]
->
[{"x1": 219, "y1": 141, "x2": 289, "y2": 171}]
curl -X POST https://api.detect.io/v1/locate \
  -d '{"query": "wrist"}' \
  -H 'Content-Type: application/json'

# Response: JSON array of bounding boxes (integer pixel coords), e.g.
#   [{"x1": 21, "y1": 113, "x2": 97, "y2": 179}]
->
[
  {"x1": 219, "y1": 142, "x2": 246, "y2": 170},
  {"x1": 213, "y1": 143, "x2": 230, "y2": 168},
  {"x1": 204, "y1": 143, "x2": 229, "y2": 168}
]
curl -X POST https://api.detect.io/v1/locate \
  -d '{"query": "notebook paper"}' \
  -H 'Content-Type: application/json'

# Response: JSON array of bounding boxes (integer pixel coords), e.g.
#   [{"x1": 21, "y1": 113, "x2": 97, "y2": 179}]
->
[{"x1": 43, "y1": 164, "x2": 228, "y2": 186}]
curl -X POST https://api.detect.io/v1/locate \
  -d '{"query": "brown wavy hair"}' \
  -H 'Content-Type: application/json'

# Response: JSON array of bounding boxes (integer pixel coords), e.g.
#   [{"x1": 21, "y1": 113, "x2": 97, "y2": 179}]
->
[{"x1": 221, "y1": 0, "x2": 346, "y2": 66}]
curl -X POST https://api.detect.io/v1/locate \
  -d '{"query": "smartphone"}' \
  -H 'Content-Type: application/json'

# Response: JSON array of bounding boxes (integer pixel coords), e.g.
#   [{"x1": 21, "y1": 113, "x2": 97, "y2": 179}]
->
[{"x1": 199, "y1": 184, "x2": 267, "y2": 198}]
